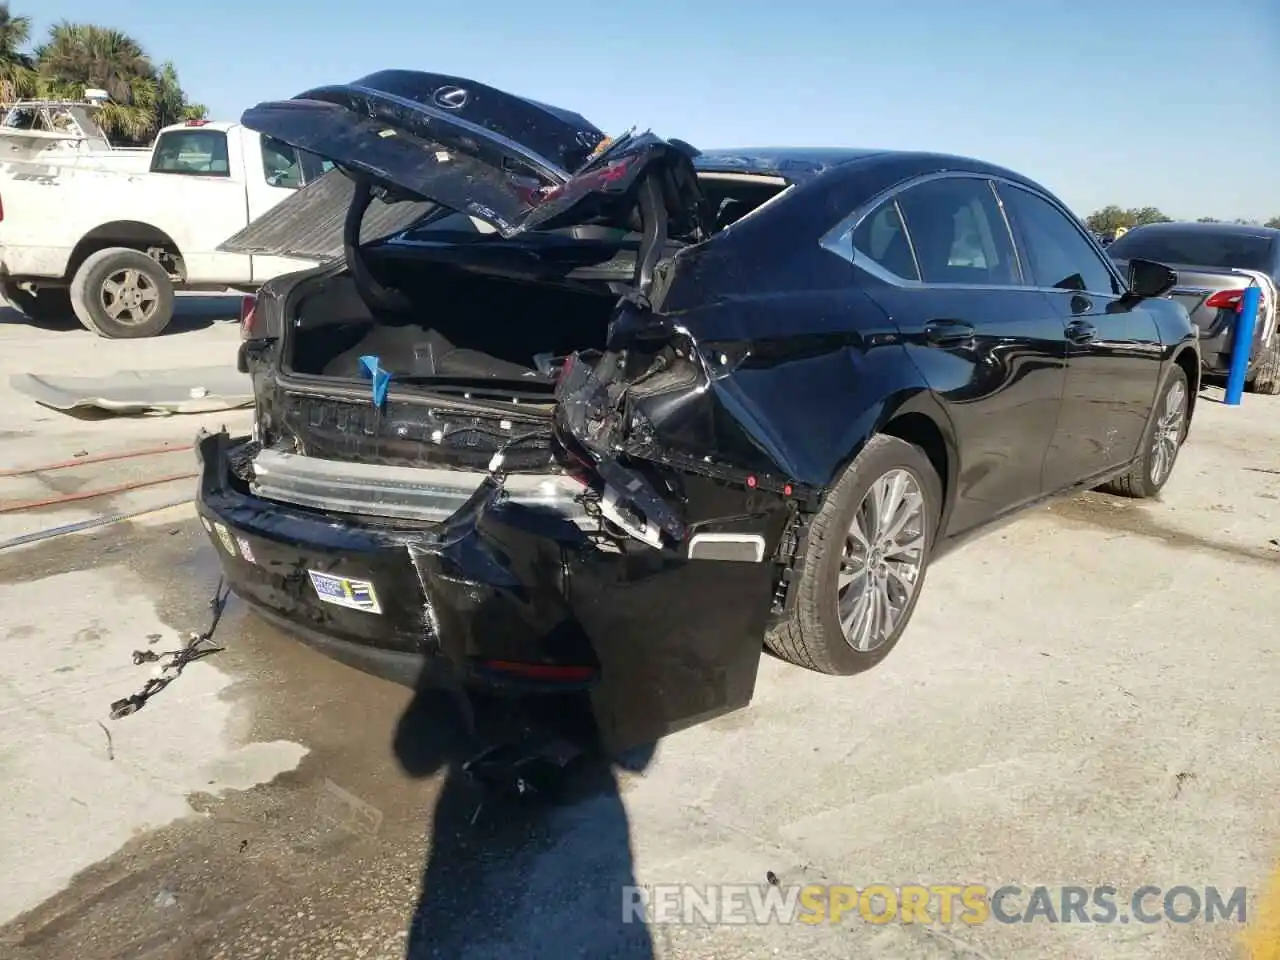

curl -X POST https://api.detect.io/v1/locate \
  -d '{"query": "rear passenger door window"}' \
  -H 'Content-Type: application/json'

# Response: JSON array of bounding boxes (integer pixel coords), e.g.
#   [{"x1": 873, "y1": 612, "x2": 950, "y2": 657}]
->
[
  {"x1": 894, "y1": 177, "x2": 1021, "y2": 286},
  {"x1": 996, "y1": 185, "x2": 1121, "y2": 295},
  {"x1": 851, "y1": 198, "x2": 919, "y2": 281}
]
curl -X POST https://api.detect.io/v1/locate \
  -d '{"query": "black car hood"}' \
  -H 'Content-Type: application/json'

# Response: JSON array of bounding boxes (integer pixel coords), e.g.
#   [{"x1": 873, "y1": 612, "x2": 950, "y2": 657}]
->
[{"x1": 232, "y1": 70, "x2": 706, "y2": 245}]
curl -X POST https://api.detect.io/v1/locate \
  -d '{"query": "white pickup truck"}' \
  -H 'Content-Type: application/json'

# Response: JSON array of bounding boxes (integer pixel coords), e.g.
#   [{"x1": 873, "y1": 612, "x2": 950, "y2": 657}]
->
[{"x1": 0, "y1": 119, "x2": 329, "y2": 337}]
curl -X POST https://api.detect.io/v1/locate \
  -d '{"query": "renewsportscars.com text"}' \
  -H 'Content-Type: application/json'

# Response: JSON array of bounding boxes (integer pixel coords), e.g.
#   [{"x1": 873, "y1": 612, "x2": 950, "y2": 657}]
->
[{"x1": 622, "y1": 883, "x2": 1249, "y2": 926}]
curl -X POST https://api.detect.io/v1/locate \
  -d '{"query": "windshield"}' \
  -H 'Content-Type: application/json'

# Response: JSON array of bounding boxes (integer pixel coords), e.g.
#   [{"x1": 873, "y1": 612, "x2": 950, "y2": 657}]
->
[{"x1": 1108, "y1": 228, "x2": 1274, "y2": 272}]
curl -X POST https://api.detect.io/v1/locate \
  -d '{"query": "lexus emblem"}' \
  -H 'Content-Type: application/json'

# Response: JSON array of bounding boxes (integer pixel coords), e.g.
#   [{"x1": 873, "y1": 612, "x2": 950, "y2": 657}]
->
[{"x1": 432, "y1": 86, "x2": 469, "y2": 110}]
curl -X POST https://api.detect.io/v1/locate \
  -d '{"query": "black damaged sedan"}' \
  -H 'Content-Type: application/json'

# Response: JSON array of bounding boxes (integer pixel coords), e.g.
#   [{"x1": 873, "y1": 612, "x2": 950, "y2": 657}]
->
[{"x1": 197, "y1": 70, "x2": 1199, "y2": 753}]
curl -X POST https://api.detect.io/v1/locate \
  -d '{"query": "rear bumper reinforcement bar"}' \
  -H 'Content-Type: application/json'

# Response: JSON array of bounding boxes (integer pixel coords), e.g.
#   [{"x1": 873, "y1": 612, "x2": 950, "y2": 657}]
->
[{"x1": 250, "y1": 447, "x2": 591, "y2": 526}]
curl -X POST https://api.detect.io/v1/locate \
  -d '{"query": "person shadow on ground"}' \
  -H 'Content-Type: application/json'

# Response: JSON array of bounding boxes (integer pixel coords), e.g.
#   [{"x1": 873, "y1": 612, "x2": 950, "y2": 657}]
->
[{"x1": 393, "y1": 673, "x2": 657, "y2": 960}]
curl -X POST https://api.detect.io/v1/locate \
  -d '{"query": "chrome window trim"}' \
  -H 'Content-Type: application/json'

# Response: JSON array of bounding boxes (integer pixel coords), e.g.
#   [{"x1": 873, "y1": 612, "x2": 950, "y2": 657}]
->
[
  {"x1": 819, "y1": 169, "x2": 1128, "y2": 298},
  {"x1": 990, "y1": 180, "x2": 1128, "y2": 298}
]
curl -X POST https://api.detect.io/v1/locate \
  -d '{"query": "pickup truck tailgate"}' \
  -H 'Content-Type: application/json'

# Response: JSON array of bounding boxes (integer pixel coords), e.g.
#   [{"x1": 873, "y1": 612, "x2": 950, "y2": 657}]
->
[{"x1": 218, "y1": 167, "x2": 434, "y2": 261}]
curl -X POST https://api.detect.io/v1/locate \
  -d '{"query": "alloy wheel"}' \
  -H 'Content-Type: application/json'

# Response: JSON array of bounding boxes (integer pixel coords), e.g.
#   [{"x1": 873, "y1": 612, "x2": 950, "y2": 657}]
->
[
  {"x1": 100, "y1": 268, "x2": 160, "y2": 326},
  {"x1": 1150, "y1": 379, "x2": 1186, "y2": 486},
  {"x1": 837, "y1": 468, "x2": 927, "y2": 652}
]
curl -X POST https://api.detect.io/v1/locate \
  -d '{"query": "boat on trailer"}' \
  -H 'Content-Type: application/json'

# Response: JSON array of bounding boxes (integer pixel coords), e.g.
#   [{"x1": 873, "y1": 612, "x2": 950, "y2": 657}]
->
[{"x1": 0, "y1": 89, "x2": 151, "y2": 174}]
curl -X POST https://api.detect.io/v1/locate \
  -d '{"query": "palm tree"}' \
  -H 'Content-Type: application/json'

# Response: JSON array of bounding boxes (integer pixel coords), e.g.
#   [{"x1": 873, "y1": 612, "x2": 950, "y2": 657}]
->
[
  {"x1": 35, "y1": 22, "x2": 156, "y2": 142},
  {"x1": 0, "y1": 2, "x2": 37, "y2": 102},
  {"x1": 152, "y1": 61, "x2": 207, "y2": 128}
]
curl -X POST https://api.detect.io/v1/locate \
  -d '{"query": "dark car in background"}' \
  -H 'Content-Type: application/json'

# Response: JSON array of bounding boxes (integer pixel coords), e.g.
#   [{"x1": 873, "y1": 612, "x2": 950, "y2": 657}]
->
[
  {"x1": 1107, "y1": 222, "x2": 1280, "y2": 393},
  {"x1": 194, "y1": 70, "x2": 1200, "y2": 754}
]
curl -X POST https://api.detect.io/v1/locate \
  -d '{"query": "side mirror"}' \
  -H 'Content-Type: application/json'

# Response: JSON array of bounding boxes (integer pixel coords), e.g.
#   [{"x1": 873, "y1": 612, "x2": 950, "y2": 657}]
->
[{"x1": 1127, "y1": 258, "x2": 1177, "y2": 299}]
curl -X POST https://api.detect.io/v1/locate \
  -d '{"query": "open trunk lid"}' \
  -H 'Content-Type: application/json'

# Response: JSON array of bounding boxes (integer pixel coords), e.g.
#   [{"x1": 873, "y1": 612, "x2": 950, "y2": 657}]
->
[{"x1": 219, "y1": 70, "x2": 706, "y2": 260}]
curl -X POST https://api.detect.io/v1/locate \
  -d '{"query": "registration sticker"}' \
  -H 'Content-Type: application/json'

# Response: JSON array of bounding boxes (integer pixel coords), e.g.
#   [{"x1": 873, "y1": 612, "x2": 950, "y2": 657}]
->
[
  {"x1": 212, "y1": 522, "x2": 238, "y2": 557},
  {"x1": 308, "y1": 571, "x2": 382, "y2": 615}
]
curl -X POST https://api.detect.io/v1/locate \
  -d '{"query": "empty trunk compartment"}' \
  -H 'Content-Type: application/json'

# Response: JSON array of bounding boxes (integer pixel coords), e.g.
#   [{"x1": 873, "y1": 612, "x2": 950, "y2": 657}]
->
[{"x1": 286, "y1": 258, "x2": 618, "y2": 386}]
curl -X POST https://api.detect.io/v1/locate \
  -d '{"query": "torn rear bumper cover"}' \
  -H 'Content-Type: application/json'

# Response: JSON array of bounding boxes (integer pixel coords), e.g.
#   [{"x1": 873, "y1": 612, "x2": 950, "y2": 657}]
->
[{"x1": 194, "y1": 429, "x2": 787, "y2": 752}]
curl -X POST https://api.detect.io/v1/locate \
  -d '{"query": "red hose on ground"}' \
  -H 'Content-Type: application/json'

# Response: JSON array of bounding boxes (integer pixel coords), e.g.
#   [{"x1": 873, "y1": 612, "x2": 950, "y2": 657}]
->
[
  {"x1": 0, "y1": 443, "x2": 192, "y2": 478},
  {"x1": 0, "y1": 472, "x2": 198, "y2": 514}
]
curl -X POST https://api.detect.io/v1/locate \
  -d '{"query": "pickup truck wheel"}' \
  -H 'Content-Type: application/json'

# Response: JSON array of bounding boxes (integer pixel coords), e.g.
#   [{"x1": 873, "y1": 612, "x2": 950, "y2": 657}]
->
[
  {"x1": 1, "y1": 283, "x2": 74, "y2": 325},
  {"x1": 1098, "y1": 365, "x2": 1188, "y2": 499},
  {"x1": 69, "y1": 248, "x2": 175, "y2": 339},
  {"x1": 764, "y1": 434, "x2": 942, "y2": 676}
]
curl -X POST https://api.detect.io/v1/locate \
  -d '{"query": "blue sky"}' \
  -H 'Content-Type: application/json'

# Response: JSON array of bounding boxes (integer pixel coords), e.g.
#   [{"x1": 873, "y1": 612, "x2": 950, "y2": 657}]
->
[{"x1": 27, "y1": 0, "x2": 1279, "y2": 221}]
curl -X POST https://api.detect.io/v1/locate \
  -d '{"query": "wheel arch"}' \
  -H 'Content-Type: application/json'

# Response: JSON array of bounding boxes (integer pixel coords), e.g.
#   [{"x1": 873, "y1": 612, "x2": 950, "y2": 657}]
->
[
  {"x1": 1171, "y1": 344, "x2": 1199, "y2": 429},
  {"x1": 65, "y1": 222, "x2": 186, "y2": 283},
  {"x1": 825, "y1": 387, "x2": 959, "y2": 539}
]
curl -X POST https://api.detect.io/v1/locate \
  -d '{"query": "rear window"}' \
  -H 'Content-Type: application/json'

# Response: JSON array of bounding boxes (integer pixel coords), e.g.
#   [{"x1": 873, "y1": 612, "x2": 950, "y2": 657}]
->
[
  {"x1": 150, "y1": 129, "x2": 230, "y2": 177},
  {"x1": 395, "y1": 172, "x2": 788, "y2": 243},
  {"x1": 1107, "y1": 228, "x2": 1274, "y2": 272},
  {"x1": 260, "y1": 135, "x2": 333, "y2": 189}
]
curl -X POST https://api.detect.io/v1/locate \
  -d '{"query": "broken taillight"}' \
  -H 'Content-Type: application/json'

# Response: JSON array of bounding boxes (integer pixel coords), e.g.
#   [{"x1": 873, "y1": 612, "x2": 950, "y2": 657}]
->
[
  {"x1": 239, "y1": 295, "x2": 257, "y2": 339},
  {"x1": 555, "y1": 353, "x2": 576, "y2": 390}
]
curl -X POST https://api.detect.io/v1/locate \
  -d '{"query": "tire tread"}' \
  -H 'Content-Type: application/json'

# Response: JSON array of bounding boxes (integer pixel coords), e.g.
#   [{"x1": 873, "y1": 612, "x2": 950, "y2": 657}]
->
[
  {"x1": 764, "y1": 434, "x2": 938, "y2": 676},
  {"x1": 1098, "y1": 365, "x2": 1188, "y2": 499},
  {"x1": 1249, "y1": 331, "x2": 1280, "y2": 395},
  {"x1": 69, "y1": 247, "x2": 175, "y2": 339}
]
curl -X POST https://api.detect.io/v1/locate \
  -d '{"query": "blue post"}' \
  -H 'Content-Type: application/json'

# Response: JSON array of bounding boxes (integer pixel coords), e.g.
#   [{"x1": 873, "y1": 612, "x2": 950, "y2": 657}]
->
[{"x1": 1224, "y1": 286, "x2": 1262, "y2": 406}]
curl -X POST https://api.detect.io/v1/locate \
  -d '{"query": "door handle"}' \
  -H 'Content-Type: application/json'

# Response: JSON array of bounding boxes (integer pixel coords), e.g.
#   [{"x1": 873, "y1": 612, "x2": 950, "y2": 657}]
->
[
  {"x1": 1070, "y1": 294, "x2": 1093, "y2": 314},
  {"x1": 1065, "y1": 319, "x2": 1097, "y2": 344},
  {"x1": 924, "y1": 319, "x2": 976, "y2": 347}
]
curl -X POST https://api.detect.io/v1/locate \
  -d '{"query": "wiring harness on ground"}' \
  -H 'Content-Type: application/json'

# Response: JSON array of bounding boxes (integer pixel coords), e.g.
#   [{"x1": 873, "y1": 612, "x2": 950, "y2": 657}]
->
[{"x1": 109, "y1": 577, "x2": 231, "y2": 719}]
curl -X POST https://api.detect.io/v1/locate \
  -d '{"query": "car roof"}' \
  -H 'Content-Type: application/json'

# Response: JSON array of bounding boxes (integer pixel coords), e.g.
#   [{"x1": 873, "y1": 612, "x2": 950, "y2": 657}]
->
[
  {"x1": 693, "y1": 146, "x2": 1044, "y2": 190},
  {"x1": 694, "y1": 147, "x2": 886, "y2": 179},
  {"x1": 1126, "y1": 221, "x2": 1280, "y2": 239}
]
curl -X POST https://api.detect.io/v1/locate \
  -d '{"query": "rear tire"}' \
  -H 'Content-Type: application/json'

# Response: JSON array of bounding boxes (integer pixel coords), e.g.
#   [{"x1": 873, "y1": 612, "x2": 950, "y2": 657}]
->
[
  {"x1": 2, "y1": 282, "x2": 74, "y2": 324},
  {"x1": 69, "y1": 247, "x2": 175, "y2": 339},
  {"x1": 1098, "y1": 365, "x2": 1189, "y2": 499},
  {"x1": 764, "y1": 434, "x2": 942, "y2": 676},
  {"x1": 1247, "y1": 332, "x2": 1280, "y2": 395}
]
